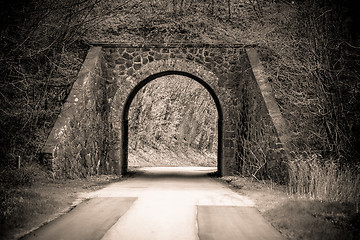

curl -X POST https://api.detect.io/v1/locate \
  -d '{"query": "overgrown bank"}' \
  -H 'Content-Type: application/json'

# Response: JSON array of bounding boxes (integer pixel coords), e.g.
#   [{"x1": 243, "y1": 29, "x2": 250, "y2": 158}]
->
[
  {"x1": 88, "y1": 0, "x2": 360, "y2": 204},
  {"x1": 255, "y1": 0, "x2": 360, "y2": 205},
  {"x1": 0, "y1": 0, "x2": 96, "y2": 172},
  {"x1": 223, "y1": 176, "x2": 360, "y2": 239},
  {"x1": 0, "y1": 0, "x2": 359, "y2": 238},
  {"x1": 0, "y1": 1, "x2": 101, "y2": 238},
  {"x1": 2, "y1": 0, "x2": 359, "y2": 182},
  {"x1": 0, "y1": 171, "x2": 120, "y2": 240}
]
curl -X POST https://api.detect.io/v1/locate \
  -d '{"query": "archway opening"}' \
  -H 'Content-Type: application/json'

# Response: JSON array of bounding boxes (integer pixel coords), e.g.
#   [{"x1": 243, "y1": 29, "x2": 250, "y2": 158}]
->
[{"x1": 122, "y1": 71, "x2": 223, "y2": 175}]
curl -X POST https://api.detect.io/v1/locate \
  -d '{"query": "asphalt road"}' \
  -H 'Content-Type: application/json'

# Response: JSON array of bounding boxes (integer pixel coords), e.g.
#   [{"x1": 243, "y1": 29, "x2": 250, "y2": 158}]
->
[{"x1": 22, "y1": 167, "x2": 283, "y2": 240}]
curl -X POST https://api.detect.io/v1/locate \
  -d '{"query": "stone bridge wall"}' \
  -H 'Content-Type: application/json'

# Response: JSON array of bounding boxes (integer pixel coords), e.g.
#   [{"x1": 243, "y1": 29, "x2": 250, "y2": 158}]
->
[
  {"x1": 42, "y1": 44, "x2": 290, "y2": 181},
  {"x1": 42, "y1": 47, "x2": 109, "y2": 177},
  {"x1": 103, "y1": 44, "x2": 250, "y2": 176}
]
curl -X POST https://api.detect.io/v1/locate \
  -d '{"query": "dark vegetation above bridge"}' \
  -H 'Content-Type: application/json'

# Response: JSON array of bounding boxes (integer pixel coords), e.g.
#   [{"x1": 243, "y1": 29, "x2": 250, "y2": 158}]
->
[
  {"x1": 0, "y1": 0, "x2": 359, "y2": 201},
  {"x1": 1, "y1": 1, "x2": 359, "y2": 238}
]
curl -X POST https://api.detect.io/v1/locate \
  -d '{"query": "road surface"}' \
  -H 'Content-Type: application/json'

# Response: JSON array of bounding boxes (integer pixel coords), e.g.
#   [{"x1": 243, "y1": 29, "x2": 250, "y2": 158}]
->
[{"x1": 22, "y1": 167, "x2": 283, "y2": 240}]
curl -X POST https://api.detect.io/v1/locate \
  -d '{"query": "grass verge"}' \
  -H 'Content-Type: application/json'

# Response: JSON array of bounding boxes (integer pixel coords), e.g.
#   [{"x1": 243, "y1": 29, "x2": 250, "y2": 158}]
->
[
  {"x1": 221, "y1": 176, "x2": 360, "y2": 240},
  {"x1": 0, "y1": 171, "x2": 120, "y2": 240}
]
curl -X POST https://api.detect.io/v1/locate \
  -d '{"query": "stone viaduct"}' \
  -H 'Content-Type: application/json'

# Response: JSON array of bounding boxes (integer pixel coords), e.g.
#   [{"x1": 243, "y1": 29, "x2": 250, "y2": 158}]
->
[{"x1": 42, "y1": 44, "x2": 290, "y2": 182}]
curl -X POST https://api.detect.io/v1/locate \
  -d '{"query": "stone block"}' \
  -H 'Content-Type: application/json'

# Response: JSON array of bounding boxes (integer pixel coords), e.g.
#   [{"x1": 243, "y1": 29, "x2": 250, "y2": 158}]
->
[
  {"x1": 134, "y1": 55, "x2": 141, "y2": 62},
  {"x1": 134, "y1": 64, "x2": 142, "y2": 70},
  {"x1": 224, "y1": 139, "x2": 234, "y2": 148},
  {"x1": 224, "y1": 149, "x2": 235, "y2": 158},
  {"x1": 122, "y1": 52, "x2": 132, "y2": 60},
  {"x1": 186, "y1": 54, "x2": 194, "y2": 60},
  {"x1": 154, "y1": 53, "x2": 162, "y2": 60}
]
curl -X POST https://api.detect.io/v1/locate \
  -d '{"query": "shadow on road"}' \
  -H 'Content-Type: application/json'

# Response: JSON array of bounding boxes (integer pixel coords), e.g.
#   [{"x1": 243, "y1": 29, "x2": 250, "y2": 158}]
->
[{"x1": 126, "y1": 167, "x2": 218, "y2": 180}]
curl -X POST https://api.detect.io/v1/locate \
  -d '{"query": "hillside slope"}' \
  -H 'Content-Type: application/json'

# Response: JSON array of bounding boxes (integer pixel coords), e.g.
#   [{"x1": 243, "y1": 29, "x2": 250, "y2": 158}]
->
[
  {"x1": 1, "y1": 0, "x2": 359, "y2": 188},
  {"x1": 85, "y1": 0, "x2": 360, "y2": 167},
  {"x1": 0, "y1": 1, "x2": 359, "y2": 239}
]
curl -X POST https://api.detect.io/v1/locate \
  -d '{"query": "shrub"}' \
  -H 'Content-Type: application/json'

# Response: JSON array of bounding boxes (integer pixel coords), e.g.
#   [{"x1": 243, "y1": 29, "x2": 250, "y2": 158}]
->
[
  {"x1": 288, "y1": 154, "x2": 360, "y2": 211},
  {"x1": 0, "y1": 163, "x2": 48, "y2": 188},
  {"x1": 0, "y1": 0, "x2": 100, "y2": 169}
]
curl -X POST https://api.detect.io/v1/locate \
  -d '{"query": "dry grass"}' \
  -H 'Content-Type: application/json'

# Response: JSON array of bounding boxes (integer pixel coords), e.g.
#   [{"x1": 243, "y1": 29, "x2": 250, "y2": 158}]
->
[
  {"x1": 221, "y1": 175, "x2": 360, "y2": 240},
  {"x1": 0, "y1": 171, "x2": 120, "y2": 240},
  {"x1": 288, "y1": 155, "x2": 360, "y2": 211}
]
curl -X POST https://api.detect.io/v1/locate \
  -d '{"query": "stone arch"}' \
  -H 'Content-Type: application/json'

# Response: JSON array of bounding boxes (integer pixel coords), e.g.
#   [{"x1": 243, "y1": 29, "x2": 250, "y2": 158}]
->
[
  {"x1": 109, "y1": 58, "x2": 234, "y2": 176},
  {"x1": 104, "y1": 47, "x2": 242, "y2": 175},
  {"x1": 121, "y1": 70, "x2": 223, "y2": 175}
]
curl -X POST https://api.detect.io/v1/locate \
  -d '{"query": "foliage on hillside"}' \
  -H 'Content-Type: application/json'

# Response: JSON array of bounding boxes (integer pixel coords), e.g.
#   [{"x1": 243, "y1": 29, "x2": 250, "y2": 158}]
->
[
  {"x1": 1, "y1": 0, "x2": 359, "y2": 184},
  {"x1": 129, "y1": 76, "x2": 217, "y2": 154},
  {"x1": 84, "y1": 0, "x2": 264, "y2": 44},
  {"x1": 259, "y1": 1, "x2": 360, "y2": 164},
  {"x1": 86, "y1": 0, "x2": 360, "y2": 204},
  {"x1": 86, "y1": 0, "x2": 360, "y2": 166},
  {"x1": 0, "y1": 0, "x2": 101, "y2": 170},
  {"x1": 0, "y1": 1, "x2": 359, "y2": 238}
]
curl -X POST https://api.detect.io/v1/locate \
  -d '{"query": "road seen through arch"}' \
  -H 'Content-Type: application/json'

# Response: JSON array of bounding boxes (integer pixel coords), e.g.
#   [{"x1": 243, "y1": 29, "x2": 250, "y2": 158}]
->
[{"x1": 22, "y1": 167, "x2": 283, "y2": 240}]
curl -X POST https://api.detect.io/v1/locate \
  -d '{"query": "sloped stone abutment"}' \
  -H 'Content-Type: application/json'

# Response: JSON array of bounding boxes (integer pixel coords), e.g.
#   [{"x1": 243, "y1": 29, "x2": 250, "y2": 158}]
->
[{"x1": 42, "y1": 44, "x2": 290, "y2": 182}]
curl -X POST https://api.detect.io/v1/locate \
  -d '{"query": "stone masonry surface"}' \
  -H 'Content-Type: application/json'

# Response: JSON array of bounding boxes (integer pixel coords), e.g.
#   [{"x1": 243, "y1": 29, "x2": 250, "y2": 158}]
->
[{"x1": 42, "y1": 44, "x2": 290, "y2": 181}]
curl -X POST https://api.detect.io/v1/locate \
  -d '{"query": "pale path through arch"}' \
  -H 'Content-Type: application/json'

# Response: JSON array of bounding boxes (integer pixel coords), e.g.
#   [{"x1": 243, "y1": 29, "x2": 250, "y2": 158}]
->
[{"x1": 121, "y1": 71, "x2": 224, "y2": 175}]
